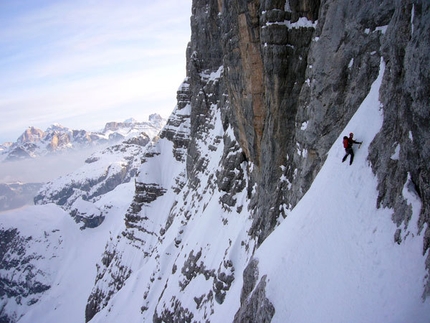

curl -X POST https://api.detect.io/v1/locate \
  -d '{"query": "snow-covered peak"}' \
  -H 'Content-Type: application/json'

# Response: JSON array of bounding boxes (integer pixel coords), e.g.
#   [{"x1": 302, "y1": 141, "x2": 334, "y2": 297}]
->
[{"x1": 16, "y1": 126, "x2": 44, "y2": 144}]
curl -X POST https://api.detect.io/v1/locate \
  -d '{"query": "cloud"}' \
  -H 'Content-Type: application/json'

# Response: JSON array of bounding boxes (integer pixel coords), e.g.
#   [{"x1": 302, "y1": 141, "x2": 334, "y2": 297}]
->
[
  {"x1": 0, "y1": 0, "x2": 191, "y2": 142},
  {"x1": 0, "y1": 146, "x2": 101, "y2": 183}
]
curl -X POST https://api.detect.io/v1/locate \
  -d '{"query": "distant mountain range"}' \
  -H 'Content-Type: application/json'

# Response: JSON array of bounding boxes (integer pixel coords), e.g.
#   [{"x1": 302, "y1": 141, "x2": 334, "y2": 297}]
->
[
  {"x1": 0, "y1": 114, "x2": 166, "y2": 162},
  {"x1": 0, "y1": 114, "x2": 166, "y2": 212}
]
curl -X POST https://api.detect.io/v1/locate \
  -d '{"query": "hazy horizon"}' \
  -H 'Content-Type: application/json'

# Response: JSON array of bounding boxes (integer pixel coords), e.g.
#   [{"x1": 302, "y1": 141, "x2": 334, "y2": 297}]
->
[{"x1": 0, "y1": 145, "x2": 104, "y2": 184}]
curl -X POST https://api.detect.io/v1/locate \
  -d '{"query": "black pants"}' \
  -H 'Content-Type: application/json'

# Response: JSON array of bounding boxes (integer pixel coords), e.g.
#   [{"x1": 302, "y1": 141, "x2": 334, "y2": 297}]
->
[{"x1": 342, "y1": 147, "x2": 354, "y2": 164}]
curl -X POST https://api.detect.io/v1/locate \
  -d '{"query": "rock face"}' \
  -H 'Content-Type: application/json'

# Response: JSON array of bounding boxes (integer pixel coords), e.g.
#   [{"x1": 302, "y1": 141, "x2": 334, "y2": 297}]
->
[
  {"x1": 0, "y1": 219, "x2": 65, "y2": 323},
  {"x1": 189, "y1": 0, "x2": 430, "y2": 280},
  {"x1": 233, "y1": 258, "x2": 275, "y2": 323},
  {"x1": 368, "y1": 1, "x2": 430, "y2": 281},
  {"x1": 17, "y1": 127, "x2": 44, "y2": 144},
  {"x1": 219, "y1": 0, "x2": 392, "y2": 246}
]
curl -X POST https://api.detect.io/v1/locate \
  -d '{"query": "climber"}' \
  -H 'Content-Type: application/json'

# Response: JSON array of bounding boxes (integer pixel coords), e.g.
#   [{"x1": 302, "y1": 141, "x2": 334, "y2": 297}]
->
[{"x1": 342, "y1": 132, "x2": 362, "y2": 165}]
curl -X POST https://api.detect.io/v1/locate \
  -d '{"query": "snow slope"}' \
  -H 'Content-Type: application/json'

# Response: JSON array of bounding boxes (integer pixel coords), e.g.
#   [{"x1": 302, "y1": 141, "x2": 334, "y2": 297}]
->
[{"x1": 254, "y1": 59, "x2": 430, "y2": 322}]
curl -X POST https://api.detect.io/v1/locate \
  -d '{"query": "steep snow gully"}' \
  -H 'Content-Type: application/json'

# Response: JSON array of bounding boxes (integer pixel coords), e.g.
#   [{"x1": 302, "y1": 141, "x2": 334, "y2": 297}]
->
[{"x1": 256, "y1": 59, "x2": 430, "y2": 323}]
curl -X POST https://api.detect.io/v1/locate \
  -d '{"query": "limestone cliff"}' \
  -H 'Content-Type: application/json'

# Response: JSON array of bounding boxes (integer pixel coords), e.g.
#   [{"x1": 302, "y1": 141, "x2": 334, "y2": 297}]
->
[{"x1": 185, "y1": 0, "x2": 429, "y2": 259}]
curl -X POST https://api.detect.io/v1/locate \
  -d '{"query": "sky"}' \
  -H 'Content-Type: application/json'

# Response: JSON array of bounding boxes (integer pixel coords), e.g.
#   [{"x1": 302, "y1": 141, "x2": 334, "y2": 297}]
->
[{"x1": 0, "y1": 0, "x2": 192, "y2": 143}]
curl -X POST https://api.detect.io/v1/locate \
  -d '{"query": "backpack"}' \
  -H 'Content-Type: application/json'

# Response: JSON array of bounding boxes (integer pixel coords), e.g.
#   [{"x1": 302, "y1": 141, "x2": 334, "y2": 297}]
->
[{"x1": 343, "y1": 136, "x2": 349, "y2": 149}]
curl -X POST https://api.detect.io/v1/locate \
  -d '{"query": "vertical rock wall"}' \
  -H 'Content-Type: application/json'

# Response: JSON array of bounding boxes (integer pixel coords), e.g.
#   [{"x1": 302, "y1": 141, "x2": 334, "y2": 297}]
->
[
  {"x1": 188, "y1": 0, "x2": 429, "y2": 294},
  {"x1": 368, "y1": 0, "x2": 430, "y2": 296},
  {"x1": 214, "y1": 0, "x2": 385, "y2": 244}
]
